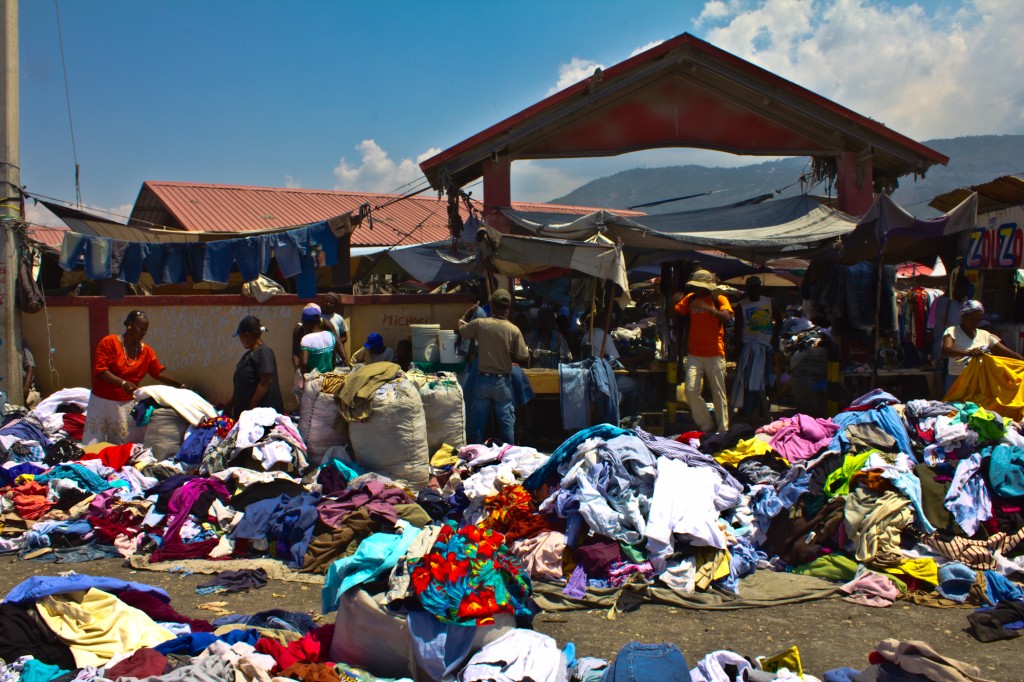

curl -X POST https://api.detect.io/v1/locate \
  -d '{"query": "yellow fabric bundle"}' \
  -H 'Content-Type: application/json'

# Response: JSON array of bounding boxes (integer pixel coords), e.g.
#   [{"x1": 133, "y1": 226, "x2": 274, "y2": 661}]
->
[{"x1": 946, "y1": 354, "x2": 1024, "y2": 421}]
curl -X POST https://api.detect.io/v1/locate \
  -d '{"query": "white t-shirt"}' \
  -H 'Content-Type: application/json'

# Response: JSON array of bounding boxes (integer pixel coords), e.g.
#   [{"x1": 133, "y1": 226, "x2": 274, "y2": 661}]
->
[
  {"x1": 584, "y1": 328, "x2": 620, "y2": 359},
  {"x1": 943, "y1": 325, "x2": 999, "y2": 376}
]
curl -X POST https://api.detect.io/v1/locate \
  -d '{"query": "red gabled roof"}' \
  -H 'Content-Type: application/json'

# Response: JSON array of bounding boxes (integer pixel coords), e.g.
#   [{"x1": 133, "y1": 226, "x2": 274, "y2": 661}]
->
[
  {"x1": 420, "y1": 32, "x2": 947, "y2": 190},
  {"x1": 129, "y1": 181, "x2": 644, "y2": 247},
  {"x1": 25, "y1": 225, "x2": 67, "y2": 251}
]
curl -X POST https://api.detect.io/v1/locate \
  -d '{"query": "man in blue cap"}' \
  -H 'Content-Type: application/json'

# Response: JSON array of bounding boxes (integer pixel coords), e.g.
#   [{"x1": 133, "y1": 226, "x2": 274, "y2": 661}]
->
[{"x1": 350, "y1": 332, "x2": 395, "y2": 366}]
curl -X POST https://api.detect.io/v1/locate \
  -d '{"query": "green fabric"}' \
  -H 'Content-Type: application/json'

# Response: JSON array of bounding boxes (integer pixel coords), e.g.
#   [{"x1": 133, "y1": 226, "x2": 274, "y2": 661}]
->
[
  {"x1": 412, "y1": 361, "x2": 467, "y2": 373},
  {"x1": 823, "y1": 450, "x2": 876, "y2": 498},
  {"x1": 953, "y1": 402, "x2": 1008, "y2": 442},
  {"x1": 792, "y1": 554, "x2": 859, "y2": 582},
  {"x1": 915, "y1": 463, "x2": 953, "y2": 531},
  {"x1": 620, "y1": 543, "x2": 647, "y2": 563},
  {"x1": 791, "y1": 554, "x2": 908, "y2": 592}
]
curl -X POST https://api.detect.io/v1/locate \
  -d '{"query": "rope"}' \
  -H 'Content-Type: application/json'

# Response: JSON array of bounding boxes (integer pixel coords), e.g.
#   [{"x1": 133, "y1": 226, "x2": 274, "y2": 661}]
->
[{"x1": 53, "y1": 0, "x2": 82, "y2": 208}]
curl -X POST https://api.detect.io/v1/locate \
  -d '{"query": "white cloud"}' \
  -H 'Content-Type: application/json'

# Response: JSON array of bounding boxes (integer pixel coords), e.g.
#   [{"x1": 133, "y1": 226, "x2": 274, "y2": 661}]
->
[
  {"x1": 548, "y1": 57, "x2": 605, "y2": 95},
  {"x1": 284, "y1": 175, "x2": 300, "y2": 189},
  {"x1": 24, "y1": 202, "x2": 63, "y2": 227},
  {"x1": 333, "y1": 139, "x2": 440, "y2": 194},
  {"x1": 629, "y1": 40, "x2": 665, "y2": 57},
  {"x1": 696, "y1": 0, "x2": 1024, "y2": 138},
  {"x1": 510, "y1": 159, "x2": 595, "y2": 203}
]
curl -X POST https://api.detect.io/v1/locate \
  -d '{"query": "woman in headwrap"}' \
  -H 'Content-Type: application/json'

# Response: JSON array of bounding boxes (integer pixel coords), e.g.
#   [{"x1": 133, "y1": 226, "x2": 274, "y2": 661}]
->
[
  {"x1": 941, "y1": 299, "x2": 1022, "y2": 393},
  {"x1": 83, "y1": 310, "x2": 186, "y2": 445}
]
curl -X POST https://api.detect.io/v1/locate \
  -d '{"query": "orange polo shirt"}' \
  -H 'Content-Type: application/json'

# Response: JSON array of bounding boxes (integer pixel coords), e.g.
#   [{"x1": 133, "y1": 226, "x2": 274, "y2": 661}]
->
[{"x1": 675, "y1": 293, "x2": 733, "y2": 357}]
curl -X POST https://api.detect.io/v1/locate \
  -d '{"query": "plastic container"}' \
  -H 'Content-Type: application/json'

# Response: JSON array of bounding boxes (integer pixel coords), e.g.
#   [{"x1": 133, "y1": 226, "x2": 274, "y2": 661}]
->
[
  {"x1": 410, "y1": 324, "x2": 440, "y2": 363},
  {"x1": 438, "y1": 330, "x2": 460, "y2": 364}
]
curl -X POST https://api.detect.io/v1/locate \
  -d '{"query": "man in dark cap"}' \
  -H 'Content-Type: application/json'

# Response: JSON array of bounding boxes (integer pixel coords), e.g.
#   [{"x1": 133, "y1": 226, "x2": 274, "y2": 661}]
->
[{"x1": 457, "y1": 288, "x2": 530, "y2": 445}]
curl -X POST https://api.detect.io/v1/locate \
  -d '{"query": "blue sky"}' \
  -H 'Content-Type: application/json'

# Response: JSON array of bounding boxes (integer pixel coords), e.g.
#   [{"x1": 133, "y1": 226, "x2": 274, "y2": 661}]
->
[{"x1": 20, "y1": 0, "x2": 1024, "y2": 225}]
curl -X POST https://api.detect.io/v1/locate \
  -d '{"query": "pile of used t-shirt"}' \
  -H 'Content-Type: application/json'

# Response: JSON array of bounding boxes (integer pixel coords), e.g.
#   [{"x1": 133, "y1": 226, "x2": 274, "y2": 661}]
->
[{"x1": 0, "y1": 383, "x2": 1022, "y2": 680}]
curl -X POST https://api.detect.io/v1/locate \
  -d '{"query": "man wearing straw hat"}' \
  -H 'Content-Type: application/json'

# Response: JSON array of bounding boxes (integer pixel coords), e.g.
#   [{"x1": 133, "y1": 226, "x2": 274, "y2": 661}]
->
[{"x1": 675, "y1": 269, "x2": 733, "y2": 433}]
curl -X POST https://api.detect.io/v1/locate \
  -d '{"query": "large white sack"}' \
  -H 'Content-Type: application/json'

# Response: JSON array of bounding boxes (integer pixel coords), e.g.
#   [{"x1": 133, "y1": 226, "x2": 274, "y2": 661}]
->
[
  {"x1": 408, "y1": 370, "x2": 466, "y2": 453},
  {"x1": 143, "y1": 407, "x2": 188, "y2": 461},
  {"x1": 298, "y1": 371, "x2": 349, "y2": 466},
  {"x1": 348, "y1": 376, "x2": 430, "y2": 490}
]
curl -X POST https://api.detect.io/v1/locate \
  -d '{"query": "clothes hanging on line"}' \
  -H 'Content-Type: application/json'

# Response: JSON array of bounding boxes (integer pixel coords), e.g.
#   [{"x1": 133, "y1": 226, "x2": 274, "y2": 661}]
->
[{"x1": 57, "y1": 220, "x2": 340, "y2": 287}]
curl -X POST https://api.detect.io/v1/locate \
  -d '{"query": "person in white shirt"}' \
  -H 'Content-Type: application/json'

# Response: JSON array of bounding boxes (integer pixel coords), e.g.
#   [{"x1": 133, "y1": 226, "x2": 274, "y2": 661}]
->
[
  {"x1": 322, "y1": 293, "x2": 349, "y2": 367},
  {"x1": 941, "y1": 299, "x2": 1022, "y2": 393}
]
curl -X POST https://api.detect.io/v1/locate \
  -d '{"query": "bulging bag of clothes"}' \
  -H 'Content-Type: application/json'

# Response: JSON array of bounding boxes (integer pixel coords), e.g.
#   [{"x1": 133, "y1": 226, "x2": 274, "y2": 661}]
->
[
  {"x1": 298, "y1": 370, "x2": 349, "y2": 465},
  {"x1": 143, "y1": 407, "x2": 189, "y2": 461},
  {"x1": 407, "y1": 370, "x2": 466, "y2": 453},
  {"x1": 347, "y1": 376, "x2": 430, "y2": 490}
]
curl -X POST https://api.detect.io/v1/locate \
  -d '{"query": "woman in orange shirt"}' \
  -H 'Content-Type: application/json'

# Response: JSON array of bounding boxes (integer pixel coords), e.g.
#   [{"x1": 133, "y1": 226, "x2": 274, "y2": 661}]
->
[{"x1": 82, "y1": 310, "x2": 186, "y2": 445}]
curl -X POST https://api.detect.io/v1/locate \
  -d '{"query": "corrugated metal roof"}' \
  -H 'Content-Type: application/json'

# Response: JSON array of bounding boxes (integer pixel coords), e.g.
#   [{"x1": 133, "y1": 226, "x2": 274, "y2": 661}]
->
[
  {"x1": 130, "y1": 181, "x2": 643, "y2": 247},
  {"x1": 25, "y1": 225, "x2": 67, "y2": 251},
  {"x1": 929, "y1": 175, "x2": 1024, "y2": 214}
]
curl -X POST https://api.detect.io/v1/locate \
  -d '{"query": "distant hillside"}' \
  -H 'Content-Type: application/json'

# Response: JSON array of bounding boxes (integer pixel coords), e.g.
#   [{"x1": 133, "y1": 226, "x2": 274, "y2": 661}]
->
[{"x1": 549, "y1": 135, "x2": 1024, "y2": 216}]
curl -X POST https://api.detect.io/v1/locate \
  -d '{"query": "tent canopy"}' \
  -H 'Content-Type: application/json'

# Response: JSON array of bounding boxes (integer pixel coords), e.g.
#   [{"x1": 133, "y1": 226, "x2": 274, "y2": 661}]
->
[
  {"x1": 503, "y1": 195, "x2": 859, "y2": 262},
  {"x1": 838, "y1": 192, "x2": 979, "y2": 265}
]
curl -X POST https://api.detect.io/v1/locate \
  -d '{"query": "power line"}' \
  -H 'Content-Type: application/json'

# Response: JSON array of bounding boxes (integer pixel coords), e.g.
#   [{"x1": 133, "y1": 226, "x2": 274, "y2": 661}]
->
[{"x1": 53, "y1": 0, "x2": 81, "y2": 207}]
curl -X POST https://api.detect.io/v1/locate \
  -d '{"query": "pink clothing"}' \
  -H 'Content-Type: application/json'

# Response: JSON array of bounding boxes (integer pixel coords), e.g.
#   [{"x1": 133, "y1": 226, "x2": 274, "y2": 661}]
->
[
  {"x1": 768, "y1": 414, "x2": 839, "y2": 463},
  {"x1": 840, "y1": 570, "x2": 901, "y2": 607}
]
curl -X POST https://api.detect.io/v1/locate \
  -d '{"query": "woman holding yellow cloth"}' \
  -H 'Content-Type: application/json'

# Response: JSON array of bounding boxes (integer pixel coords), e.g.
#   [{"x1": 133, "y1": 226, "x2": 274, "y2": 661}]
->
[{"x1": 941, "y1": 300, "x2": 1022, "y2": 394}]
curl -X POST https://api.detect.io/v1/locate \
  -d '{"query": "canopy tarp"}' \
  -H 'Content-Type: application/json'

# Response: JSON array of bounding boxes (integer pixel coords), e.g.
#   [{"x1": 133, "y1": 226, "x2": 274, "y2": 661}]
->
[
  {"x1": 838, "y1": 192, "x2": 979, "y2": 265},
  {"x1": 503, "y1": 195, "x2": 859, "y2": 262},
  {"x1": 351, "y1": 241, "x2": 473, "y2": 284}
]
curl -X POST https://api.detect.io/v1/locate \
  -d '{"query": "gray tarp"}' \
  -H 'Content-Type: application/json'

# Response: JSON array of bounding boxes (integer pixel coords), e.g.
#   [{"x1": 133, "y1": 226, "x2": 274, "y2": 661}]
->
[{"x1": 503, "y1": 195, "x2": 860, "y2": 261}]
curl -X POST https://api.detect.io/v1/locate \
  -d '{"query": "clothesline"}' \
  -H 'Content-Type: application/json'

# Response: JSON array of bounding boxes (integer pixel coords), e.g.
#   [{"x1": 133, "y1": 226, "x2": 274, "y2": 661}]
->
[{"x1": 57, "y1": 218, "x2": 347, "y2": 297}]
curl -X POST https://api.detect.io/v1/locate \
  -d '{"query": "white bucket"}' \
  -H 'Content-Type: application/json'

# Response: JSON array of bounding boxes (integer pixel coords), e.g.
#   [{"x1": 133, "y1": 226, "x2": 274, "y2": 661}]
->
[
  {"x1": 438, "y1": 330, "x2": 459, "y2": 364},
  {"x1": 410, "y1": 324, "x2": 440, "y2": 363}
]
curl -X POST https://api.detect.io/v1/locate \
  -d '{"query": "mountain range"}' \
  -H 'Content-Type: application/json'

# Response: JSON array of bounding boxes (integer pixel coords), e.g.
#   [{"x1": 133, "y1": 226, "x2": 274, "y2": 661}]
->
[{"x1": 549, "y1": 135, "x2": 1024, "y2": 216}]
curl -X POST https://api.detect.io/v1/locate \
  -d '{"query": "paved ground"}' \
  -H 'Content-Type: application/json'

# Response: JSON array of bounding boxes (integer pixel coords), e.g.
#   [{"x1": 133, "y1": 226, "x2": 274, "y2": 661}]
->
[{"x1": 2, "y1": 556, "x2": 1021, "y2": 679}]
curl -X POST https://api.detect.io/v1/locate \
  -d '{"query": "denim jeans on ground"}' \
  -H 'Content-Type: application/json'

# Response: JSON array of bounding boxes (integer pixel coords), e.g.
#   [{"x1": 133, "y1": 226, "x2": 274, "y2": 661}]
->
[
  {"x1": 604, "y1": 641, "x2": 691, "y2": 682},
  {"x1": 470, "y1": 373, "x2": 515, "y2": 445}
]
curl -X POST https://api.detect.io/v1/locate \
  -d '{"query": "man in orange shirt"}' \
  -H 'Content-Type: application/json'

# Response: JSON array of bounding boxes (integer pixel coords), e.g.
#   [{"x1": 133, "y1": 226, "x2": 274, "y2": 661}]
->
[{"x1": 674, "y1": 269, "x2": 733, "y2": 433}]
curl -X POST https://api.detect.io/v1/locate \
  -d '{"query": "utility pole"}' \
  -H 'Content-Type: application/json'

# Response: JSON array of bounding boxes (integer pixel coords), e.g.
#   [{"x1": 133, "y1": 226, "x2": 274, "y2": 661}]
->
[{"x1": 0, "y1": 0, "x2": 21, "y2": 405}]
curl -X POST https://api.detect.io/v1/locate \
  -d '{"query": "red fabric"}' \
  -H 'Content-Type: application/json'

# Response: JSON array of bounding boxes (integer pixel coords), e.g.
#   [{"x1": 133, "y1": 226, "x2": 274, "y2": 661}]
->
[
  {"x1": 149, "y1": 537, "x2": 219, "y2": 563},
  {"x1": 104, "y1": 648, "x2": 168, "y2": 679},
  {"x1": 81, "y1": 443, "x2": 134, "y2": 470},
  {"x1": 91, "y1": 334, "x2": 166, "y2": 401},
  {"x1": 676, "y1": 431, "x2": 704, "y2": 443},
  {"x1": 10, "y1": 481, "x2": 53, "y2": 520},
  {"x1": 254, "y1": 633, "x2": 321, "y2": 673},
  {"x1": 62, "y1": 413, "x2": 86, "y2": 441}
]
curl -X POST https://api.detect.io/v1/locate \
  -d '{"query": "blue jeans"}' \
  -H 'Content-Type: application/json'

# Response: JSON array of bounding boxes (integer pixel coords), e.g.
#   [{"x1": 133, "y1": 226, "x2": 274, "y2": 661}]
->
[
  {"x1": 604, "y1": 641, "x2": 691, "y2": 682},
  {"x1": 469, "y1": 374, "x2": 515, "y2": 445}
]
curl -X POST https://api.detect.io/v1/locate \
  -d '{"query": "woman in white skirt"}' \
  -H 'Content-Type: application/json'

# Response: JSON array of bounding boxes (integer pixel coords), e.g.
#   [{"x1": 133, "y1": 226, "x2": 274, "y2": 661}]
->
[{"x1": 82, "y1": 310, "x2": 187, "y2": 445}]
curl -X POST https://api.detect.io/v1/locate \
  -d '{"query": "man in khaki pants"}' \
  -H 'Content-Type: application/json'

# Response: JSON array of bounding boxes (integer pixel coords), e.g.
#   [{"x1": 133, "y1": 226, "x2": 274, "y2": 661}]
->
[{"x1": 674, "y1": 269, "x2": 733, "y2": 433}]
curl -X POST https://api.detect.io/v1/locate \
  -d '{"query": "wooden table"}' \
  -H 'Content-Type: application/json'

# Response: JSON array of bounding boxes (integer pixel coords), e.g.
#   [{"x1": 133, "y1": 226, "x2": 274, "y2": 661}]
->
[
  {"x1": 522, "y1": 367, "x2": 628, "y2": 395},
  {"x1": 841, "y1": 367, "x2": 940, "y2": 401}
]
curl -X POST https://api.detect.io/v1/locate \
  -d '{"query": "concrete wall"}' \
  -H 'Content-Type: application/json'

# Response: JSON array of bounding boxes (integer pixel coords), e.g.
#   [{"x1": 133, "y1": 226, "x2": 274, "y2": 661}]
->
[{"x1": 22, "y1": 293, "x2": 474, "y2": 411}]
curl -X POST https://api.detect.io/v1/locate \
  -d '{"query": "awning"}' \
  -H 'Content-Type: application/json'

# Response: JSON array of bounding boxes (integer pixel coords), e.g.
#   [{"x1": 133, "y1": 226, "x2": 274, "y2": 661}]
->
[
  {"x1": 503, "y1": 195, "x2": 859, "y2": 262},
  {"x1": 838, "y1": 192, "x2": 979, "y2": 264}
]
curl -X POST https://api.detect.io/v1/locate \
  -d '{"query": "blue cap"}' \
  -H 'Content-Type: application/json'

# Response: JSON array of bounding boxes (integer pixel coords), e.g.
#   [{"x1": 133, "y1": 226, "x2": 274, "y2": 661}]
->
[{"x1": 364, "y1": 332, "x2": 385, "y2": 353}]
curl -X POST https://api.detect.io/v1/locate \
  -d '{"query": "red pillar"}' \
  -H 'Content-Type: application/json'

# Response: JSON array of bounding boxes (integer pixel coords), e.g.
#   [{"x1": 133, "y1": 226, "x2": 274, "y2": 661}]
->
[
  {"x1": 836, "y1": 151, "x2": 874, "y2": 216},
  {"x1": 482, "y1": 154, "x2": 512, "y2": 233}
]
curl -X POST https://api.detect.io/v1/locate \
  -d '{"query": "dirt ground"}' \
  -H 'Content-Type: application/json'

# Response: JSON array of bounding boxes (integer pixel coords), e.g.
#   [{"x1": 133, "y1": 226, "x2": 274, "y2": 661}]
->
[{"x1": 2, "y1": 556, "x2": 1022, "y2": 680}]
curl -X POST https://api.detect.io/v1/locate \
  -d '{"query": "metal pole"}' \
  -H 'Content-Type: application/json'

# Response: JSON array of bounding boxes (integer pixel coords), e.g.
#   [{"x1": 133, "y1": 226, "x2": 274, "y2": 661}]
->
[{"x1": 0, "y1": 0, "x2": 21, "y2": 405}]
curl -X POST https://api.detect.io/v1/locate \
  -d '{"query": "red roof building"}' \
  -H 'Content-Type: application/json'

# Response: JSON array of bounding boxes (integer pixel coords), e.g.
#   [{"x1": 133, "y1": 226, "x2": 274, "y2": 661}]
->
[{"x1": 128, "y1": 181, "x2": 644, "y2": 247}]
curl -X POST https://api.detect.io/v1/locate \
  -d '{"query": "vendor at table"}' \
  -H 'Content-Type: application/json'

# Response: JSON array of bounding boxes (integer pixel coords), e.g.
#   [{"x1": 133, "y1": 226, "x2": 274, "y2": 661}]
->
[
  {"x1": 942, "y1": 299, "x2": 1022, "y2": 393},
  {"x1": 83, "y1": 310, "x2": 186, "y2": 445},
  {"x1": 228, "y1": 315, "x2": 284, "y2": 420},
  {"x1": 525, "y1": 307, "x2": 573, "y2": 369}
]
